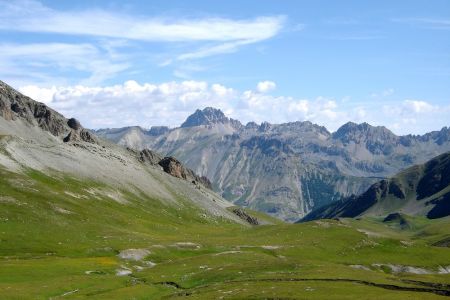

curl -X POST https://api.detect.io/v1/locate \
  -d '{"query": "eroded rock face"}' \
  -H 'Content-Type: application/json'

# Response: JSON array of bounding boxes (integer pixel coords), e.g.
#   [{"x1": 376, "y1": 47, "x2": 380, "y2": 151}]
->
[
  {"x1": 190, "y1": 174, "x2": 212, "y2": 190},
  {"x1": 1, "y1": 82, "x2": 67, "y2": 136},
  {"x1": 0, "y1": 80, "x2": 99, "y2": 145},
  {"x1": 0, "y1": 91, "x2": 13, "y2": 121},
  {"x1": 63, "y1": 129, "x2": 97, "y2": 144},
  {"x1": 157, "y1": 155, "x2": 212, "y2": 189},
  {"x1": 159, "y1": 157, "x2": 187, "y2": 179},
  {"x1": 33, "y1": 103, "x2": 67, "y2": 136}
]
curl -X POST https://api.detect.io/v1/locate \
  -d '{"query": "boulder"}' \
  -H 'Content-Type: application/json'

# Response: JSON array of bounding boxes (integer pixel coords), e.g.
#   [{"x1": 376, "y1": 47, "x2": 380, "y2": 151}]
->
[{"x1": 67, "y1": 118, "x2": 81, "y2": 130}]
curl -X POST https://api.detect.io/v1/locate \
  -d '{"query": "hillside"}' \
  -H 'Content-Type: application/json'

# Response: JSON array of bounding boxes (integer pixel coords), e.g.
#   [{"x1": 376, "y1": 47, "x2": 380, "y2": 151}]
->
[
  {"x1": 301, "y1": 152, "x2": 450, "y2": 222},
  {"x1": 0, "y1": 81, "x2": 248, "y2": 224},
  {"x1": 96, "y1": 107, "x2": 450, "y2": 221}
]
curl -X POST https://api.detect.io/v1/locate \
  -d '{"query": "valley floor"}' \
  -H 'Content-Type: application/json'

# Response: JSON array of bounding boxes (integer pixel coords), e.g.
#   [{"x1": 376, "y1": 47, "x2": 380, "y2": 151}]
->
[{"x1": 1, "y1": 167, "x2": 450, "y2": 299}]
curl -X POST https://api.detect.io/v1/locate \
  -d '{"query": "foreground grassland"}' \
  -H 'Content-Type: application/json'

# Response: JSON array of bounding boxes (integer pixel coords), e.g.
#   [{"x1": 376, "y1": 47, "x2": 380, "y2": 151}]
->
[{"x1": 0, "y1": 167, "x2": 449, "y2": 299}]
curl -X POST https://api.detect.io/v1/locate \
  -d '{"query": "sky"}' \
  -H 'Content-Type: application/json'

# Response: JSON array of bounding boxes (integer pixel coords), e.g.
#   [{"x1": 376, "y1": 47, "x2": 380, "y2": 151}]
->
[{"x1": 0, "y1": 0, "x2": 449, "y2": 134}]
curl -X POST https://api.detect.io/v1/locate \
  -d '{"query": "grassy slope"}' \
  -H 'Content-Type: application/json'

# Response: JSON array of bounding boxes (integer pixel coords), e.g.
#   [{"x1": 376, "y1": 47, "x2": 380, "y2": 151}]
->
[{"x1": 0, "y1": 166, "x2": 450, "y2": 299}]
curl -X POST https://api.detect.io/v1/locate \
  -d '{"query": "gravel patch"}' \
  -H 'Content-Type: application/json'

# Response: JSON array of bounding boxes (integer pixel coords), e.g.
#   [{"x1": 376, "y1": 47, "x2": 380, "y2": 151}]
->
[
  {"x1": 373, "y1": 264, "x2": 435, "y2": 274},
  {"x1": 118, "y1": 249, "x2": 151, "y2": 261}
]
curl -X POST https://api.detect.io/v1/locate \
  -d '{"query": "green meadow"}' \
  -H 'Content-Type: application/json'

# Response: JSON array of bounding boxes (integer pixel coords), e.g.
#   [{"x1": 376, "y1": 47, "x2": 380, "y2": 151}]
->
[{"x1": 0, "y1": 166, "x2": 449, "y2": 299}]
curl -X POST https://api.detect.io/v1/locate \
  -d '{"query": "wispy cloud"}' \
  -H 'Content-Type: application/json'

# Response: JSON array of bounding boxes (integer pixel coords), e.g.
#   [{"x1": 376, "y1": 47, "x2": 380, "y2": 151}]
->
[
  {"x1": 370, "y1": 88, "x2": 395, "y2": 98},
  {"x1": 392, "y1": 18, "x2": 450, "y2": 30},
  {"x1": 0, "y1": 42, "x2": 130, "y2": 85},
  {"x1": 0, "y1": 1, "x2": 285, "y2": 61},
  {"x1": 326, "y1": 34, "x2": 385, "y2": 41},
  {"x1": 323, "y1": 18, "x2": 361, "y2": 25},
  {"x1": 0, "y1": 0, "x2": 286, "y2": 83},
  {"x1": 0, "y1": 2, "x2": 285, "y2": 42}
]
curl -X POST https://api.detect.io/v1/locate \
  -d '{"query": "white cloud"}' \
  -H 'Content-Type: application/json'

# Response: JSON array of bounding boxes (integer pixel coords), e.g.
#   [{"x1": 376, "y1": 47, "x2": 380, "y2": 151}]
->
[
  {"x1": 19, "y1": 85, "x2": 56, "y2": 104},
  {"x1": 370, "y1": 88, "x2": 394, "y2": 98},
  {"x1": 18, "y1": 81, "x2": 450, "y2": 135},
  {"x1": 256, "y1": 81, "x2": 277, "y2": 93},
  {"x1": 382, "y1": 99, "x2": 438, "y2": 117},
  {"x1": 402, "y1": 99, "x2": 436, "y2": 114}
]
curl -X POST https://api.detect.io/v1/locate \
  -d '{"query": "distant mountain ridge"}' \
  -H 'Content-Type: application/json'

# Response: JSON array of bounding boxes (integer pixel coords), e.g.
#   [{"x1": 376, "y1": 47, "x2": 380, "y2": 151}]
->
[
  {"x1": 301, "y1": 151, "x2": 450, "y2": 221},
  {"x1": 96, "y1": 107, "x2": 450, "y2": 221}
]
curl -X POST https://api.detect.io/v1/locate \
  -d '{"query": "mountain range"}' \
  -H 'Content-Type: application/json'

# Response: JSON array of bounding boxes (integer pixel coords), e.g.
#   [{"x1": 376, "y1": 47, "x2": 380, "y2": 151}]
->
[{"x1": 96, "y1": 107, "x2": 450, "y2": 221}]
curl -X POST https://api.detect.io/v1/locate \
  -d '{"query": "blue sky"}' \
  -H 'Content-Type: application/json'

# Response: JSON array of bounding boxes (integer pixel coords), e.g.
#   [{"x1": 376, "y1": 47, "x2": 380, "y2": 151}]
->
[{"x1": 0, "y1": 0, "x2": 449, "y2": 133}]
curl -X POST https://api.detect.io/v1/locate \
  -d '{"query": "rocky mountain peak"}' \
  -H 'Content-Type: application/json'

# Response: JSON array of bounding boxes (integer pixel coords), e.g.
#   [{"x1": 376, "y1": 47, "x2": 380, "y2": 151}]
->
[
  {"x1": 436, "y1": 127, "x2": 450, "y2": 145},
  {"x1": 334, "y1": 122, "x2": 395, "y2": 139},
  {"x1": 333, "y1": 122, "x2": 398, "y2": 144},
  {"x1": 245, "y1": 121, "x2": 259, "y2": 130},
  {"x1": 259, "y1": 121, "x2": 272, "y2": 132},
  {"x1": 181, "y1": 107, "x2": 229, "y2": 128},
  {"x1": 275, "y1": 121, "x2": 331, "y2": 137},
  {"x1": 332, "y1": 121, "x2": 399, "y2": 154}
]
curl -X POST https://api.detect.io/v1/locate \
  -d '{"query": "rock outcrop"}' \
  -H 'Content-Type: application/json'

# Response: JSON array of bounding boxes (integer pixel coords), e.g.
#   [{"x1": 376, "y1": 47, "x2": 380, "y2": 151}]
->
[
  {"x1": 123, "y1": 147, "x2": 213, "y2": 190},
  {"x1": 231, "y1": 208, "x2": 259, "y2": 225},
  {"x1": 0, "y1": 81, "x2": 98, "y2": 145},
  {"x1": 63, "y1": 118, "x2": 97, "y2": 144},
  {"x1": 158, "y1": 156, "x2": 212, "y2": 189},
  {"x1": 383, "y1": 213, "x2": 411, "y2": 229},
  {"x1": 159, "y1": 156, "x2": 187, "y2": 179}
]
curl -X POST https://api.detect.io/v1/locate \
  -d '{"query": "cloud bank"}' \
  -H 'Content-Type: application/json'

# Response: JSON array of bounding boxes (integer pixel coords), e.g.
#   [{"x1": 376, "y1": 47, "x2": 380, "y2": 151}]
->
[{"x1": 18, "y1": 80, "x2": 450, "y2": 135}]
